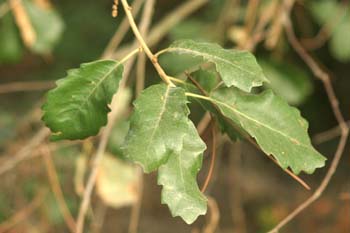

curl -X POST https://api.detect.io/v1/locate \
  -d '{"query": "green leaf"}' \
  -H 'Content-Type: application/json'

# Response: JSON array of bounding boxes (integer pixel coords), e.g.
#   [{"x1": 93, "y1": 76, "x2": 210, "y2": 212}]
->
[
  {"x1": 23, "y1": 0, "x2": 64, "y2": 54},
  {"x1": 42, "y1": 60, "x2": 124, "y2": 140},
  {"x1": 259, "y1": 59, "x2": 313, "y2": 105},
  {"x1": 124, "y1": 84, "x2": 192, "y2": 172},
  {"x1": 124, "y1": 84, "x2": 207, "y2": 223},
  {"x1": 330, "y1": 19, "x2": 350, "y2": 62},
  {"x1": 209, "y1": 87, "x2": 326, "y2": 174},
  {"x1": 0, "y1": 13, "x2": 23, "y2": 64},
  {"x1": 310, "y1": 0, "x2": 341, "y2": 25},
  {"x1": 158, "y1": 121, "x2": 207, "y2": 224},
  {"x1": 164, "y1": 39, "x2": 268, "y2": 92}
]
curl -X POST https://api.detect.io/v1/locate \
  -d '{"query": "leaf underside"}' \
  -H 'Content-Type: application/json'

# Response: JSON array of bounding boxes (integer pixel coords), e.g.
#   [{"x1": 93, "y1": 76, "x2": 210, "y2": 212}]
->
[
  {"x1": 167, "y1": 39, "x2": 268, "y2": 92},
  {"x1": 42, "y1": 60, "x2": 123, "y2": 140},
  {"x1": 124, "y1": 84, "x2": 207, "y2": 223},
  {"x1": 210, "y1": 87, "x2": 326, "y2": 174}
]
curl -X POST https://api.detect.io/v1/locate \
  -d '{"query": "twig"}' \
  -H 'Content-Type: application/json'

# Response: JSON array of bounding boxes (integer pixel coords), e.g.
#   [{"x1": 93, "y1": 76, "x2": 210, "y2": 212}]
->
[
  {"x1": 186, "y1": 76, "x2": 311, "y2": 190},
  {"x1": 112, "y1": 0, "x2": 209, "y2": 59},
  {"x1": 120, "y1": 0, "x2": 174, "y2": 86},
  {"x1": 129, "y1": 1, "x2": 156, "y2": 233},
  {"x1": 268, "y1": 1, "x2": 350, "y2": 232},
  {"x1": 9, "y1": 0, "x2": 36, "y2": 48},
  {"x1": 0, "y1": 189, "x2": 46, "y2": 233},
  {"x1": 128, "y1": 167, "x2": 144, "y2": 233},
  {"x1": 102, "y1": 0, "x2": 144, "y2": 59},
  {"x1": 313, "y1": 120, "x2": 350, "y2": 144},
  {"x1": 41, "y1": 146, "x2": 76, "y2": 233},
  {"x1": 202, "y1": 197, "x2": 220, "y2": 233},
  {"x1": 90, "y1": 201, "x2": 107, "y2": 233},
  {"x1": 0, "y1": 81, "x2": 55, "y2": 94},
  {"x1": 301, "y1": 1, "x2": 348, "y2": 50},
  {"x1": 201, "y1": 124, "x2": 217, "y2": 193},
  {"x1": 197, "y1": 112, "x2": 212, "y2": 136},
  {"x1": 229, "y1": 142, "x2": 247, "y2": 233},
  {"x1": 0, "y1": 127, "x2": 50, "y2": 176},
  {"x1": 75, "y1": 57, "x2": 138, "y2": 233}
]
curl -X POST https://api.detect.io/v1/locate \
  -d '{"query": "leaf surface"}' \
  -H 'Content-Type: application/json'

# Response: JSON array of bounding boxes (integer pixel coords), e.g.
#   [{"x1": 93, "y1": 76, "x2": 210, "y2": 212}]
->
[
  {"x1": 124, "y1": 84, "x2": 207, "y2": 223},
  {"x1": 165, "y1": 39, "x2": 267, "y2": 92},
  {"x1": 124, "y1": 84, "x2": 191, "y2": 172},
  {"x1": 42, "y1": 60, "x2": 123, "y2": 140},
  {"x1": 158, "y1": 121, "x2": 207, "y2": 224},
  {"x1": 210, "y1": 87, "x2": 326, "y2": 174}
]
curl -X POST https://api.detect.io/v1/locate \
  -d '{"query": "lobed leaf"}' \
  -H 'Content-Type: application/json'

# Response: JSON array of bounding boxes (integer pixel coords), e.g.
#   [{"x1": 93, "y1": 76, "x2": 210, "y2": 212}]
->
[
  {"x1": 123, "y1": 84, "x2": 191, "y2": 172},
  {"x1": 158, "y1": 121, "x2": 207, "y2": 224},
  {"x1": 165, "y1": 39, "x2": 268, "y2": 92},
  {"x1": 42, "y1": 60, "x2": 123, "y2": 140},
  {"x1": 210, "y1": 87, "x2": 326, "y2": 174},
  {"x1": 124, "y1": 83, "x2": 207, "y2": 223}
]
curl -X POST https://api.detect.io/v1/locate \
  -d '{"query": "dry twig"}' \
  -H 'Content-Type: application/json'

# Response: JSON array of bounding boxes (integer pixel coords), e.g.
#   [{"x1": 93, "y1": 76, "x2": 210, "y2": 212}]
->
[
  {"x1": 0, "y1": 189, "x2": 46, "y2": 233},
  {"x1": 41, "y1": 146, "x2": 76, "y2": 233},
  {"x1": 268, "y1": 1, "x2": 350, "y2": 232}
]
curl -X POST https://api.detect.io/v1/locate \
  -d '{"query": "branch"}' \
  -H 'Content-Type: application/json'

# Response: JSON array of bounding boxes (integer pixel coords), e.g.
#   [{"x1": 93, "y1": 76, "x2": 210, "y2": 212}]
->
[
  {"x1": 0, "y1": 81, "x2": 54, "y2": 94},
  {"x1": 268, "y1": 1, "x2": 350, "y2": 232},
  {"x1": 41, "y1": 146, "x2": 76, "y2": 233},
  {"x1": 0, "y1": 189, "x2": 46, "y2": 233},
  {"x1": 0, "y1": 127, "x2": 50, "y2": 176},
  {"x1": 120, "y1": 0, "x2": 174, "y2": 86},
  {"x1": 201, "y1": 123, "x2": 217, "y2": 193},
  {"x1": 102, "y1": 0, "x2": 145, "y2": 59},
  {"x1": 112, "y1": 0, "x2": 209, "y2": 59},
  {"x1": 202, "y1": 197, "x2": 220, "y2": 233}
]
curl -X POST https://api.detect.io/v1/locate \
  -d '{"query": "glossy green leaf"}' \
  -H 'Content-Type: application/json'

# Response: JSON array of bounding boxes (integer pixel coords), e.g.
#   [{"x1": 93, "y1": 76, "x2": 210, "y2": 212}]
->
[
  {"x1": 259, "y1": 59, "x2": 313, "y2": 105},
  {"x1": 210, "y1": 87, "x2": 326, "y2": 174},
  {"x1": 0, "y1": 13, "x2": 23, "y2": 64},
  {"x1": 164, "y1": 39, "x2": 268, "y2": 92},
  {"x1": 42, "y1": 60, "x2": 124, "y2": 140},
  {"x1": 23, "y1": 0, "x2": 64, "y2": 54},
  {"x1": 158, "y1": 121, "x2": 207, "y2": 224}
]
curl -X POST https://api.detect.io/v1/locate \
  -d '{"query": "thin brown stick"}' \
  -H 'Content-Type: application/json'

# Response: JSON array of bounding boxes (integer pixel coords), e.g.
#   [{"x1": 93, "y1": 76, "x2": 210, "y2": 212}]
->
[
  {"x1": 301, "y1": 2, "x2": 348, "y2": 50},
  {"x1": 9, "y1": 0, "x2": 36, "y2": 48},
  {"x1": 112, "y1": 0, "x2": 209, "y2": 59},
  {"x1": 128, "y1": 167, "x2": 144, "y2": 233},
  {"x1": 129, "y1": 1, "x2": 156, "y2": 233},
  {"x1": 0, "y1": 127, "x2": 50, "y2": 176},
  {"x1": 202, "y1": 197, "x2": 220, "y2": 233},
  {"x1": 120, "y1": 0, "x2": 174, "y2": 86},
  {"x1": 41, "y1": 146, "x2": 76, "y2": 233},
  {"x1": 197, "y1": 112, "x2": 212, "y2": 136},
  {"x1": 246, "y1": 136, "x2": 311, "y2": 190},
  {"x1": 102, "y1": 0, "x2": 144, "y2": 59},
  {"x1": 313, "y1": 120, "x2": 350, "y2": 144},
  {"x1": 0, "y1": 81, "x2": 55, "y2": 94},
  {"x1": 229, "y1": 142, "x2": 247, "y2": 233},
  {"x1": 0, "y1": 189, "x2": 46, "y2": 233},
  {"x1": 186, "y1": 71, "x2": 311, "y2": 190},
  {"x1": 268, "y1": 1, "x2": 350, "y2": 232},
  {"x1": 201, "y1": 125, "x2": 217, "y2": 193}
]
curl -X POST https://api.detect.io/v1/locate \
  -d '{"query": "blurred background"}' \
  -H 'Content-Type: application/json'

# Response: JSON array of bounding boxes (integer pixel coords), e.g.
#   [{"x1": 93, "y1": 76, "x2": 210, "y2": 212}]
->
[{"x1": 0, "y1": 0, "x2": 349, "y2": 232}]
